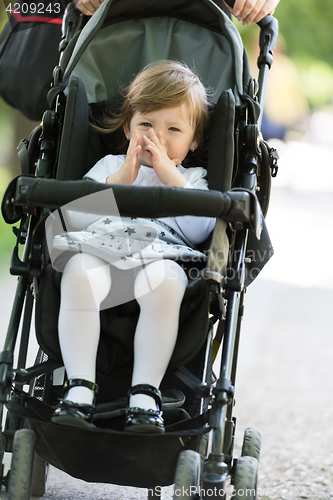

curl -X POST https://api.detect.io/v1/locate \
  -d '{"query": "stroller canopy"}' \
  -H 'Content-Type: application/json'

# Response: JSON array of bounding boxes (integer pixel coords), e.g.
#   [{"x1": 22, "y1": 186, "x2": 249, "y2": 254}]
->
[{"x1": 62, "y1": 0, "x2": 249, "y2": 105}]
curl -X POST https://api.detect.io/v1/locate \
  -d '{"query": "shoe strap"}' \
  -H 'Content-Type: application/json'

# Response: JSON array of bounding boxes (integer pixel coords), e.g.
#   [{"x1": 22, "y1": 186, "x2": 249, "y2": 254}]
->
[
  {"x1": 64, "y1": 379, "x2": 99, "y2": 404},
  {"x1": 128, "y1": 384, "x2": 162, "y2": 411}
]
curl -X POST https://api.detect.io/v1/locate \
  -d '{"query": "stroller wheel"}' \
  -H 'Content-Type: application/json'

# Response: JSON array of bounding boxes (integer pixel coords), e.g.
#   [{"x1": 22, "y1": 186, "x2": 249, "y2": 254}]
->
[
  {"x1": 7, "y1": 429, "x2": 36, "y2": 500},
  {"x1": 31, "y1": 452, "x2": 50, "y2": 496},
  {"x1": 173, "y1": 450, "x2": 201, "y2": 500},
  {"x1": 232, "y1": 456, "x2": 258, "y2": 500},
  {"x1": 241, "y1": 428, "x2": 262, "y2": 461}
]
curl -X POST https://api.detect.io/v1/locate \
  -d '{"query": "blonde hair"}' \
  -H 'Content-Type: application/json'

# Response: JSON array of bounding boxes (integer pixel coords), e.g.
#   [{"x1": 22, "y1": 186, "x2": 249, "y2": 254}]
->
[{"x1": 93, "y1": 60, "x2": 212, "y2": 152}]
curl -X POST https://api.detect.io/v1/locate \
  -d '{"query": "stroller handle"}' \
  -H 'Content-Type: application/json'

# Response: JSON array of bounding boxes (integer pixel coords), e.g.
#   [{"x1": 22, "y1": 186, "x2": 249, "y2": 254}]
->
[{"x1": 7, "y1": 176, "x2": 256, "y2": 225}]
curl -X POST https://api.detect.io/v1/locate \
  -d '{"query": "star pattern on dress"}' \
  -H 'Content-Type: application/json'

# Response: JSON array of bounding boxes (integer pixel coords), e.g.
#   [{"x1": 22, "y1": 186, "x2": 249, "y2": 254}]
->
[{"x1": 54, "y1": 213, "x2": 205, "y2": 271}]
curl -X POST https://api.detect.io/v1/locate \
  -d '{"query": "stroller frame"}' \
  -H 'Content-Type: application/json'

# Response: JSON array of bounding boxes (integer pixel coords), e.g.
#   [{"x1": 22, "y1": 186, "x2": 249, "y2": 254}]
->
[{"x1": 0, "y1": 1, "x2": 278, "y2": 498}]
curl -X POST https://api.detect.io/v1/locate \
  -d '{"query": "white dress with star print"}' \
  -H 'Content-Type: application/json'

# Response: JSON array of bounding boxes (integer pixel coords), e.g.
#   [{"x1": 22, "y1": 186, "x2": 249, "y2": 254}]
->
[{"x1": 50, "y1": 155, "x2": 216, "y2": 271}]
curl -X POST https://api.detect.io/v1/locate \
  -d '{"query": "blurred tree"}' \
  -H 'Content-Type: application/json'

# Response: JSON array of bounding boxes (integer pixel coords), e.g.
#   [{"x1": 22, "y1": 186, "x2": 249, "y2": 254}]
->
[
  {"x1": 236, "y1": 0, "x2": 333, "y2": 108},
  {"x1": 237, "y1": 0, "x2": 333, "y2": 68},
  {"x1": 274, "y1": 0, "x2": 333, "y2": 68},
  {"x1": 0, "y1": 98, "x2": 39, "y2": 178}
]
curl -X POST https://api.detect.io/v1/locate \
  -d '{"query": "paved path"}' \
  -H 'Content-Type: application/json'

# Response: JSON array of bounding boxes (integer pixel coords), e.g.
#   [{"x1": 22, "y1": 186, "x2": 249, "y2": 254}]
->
[{"x1": 0, "y1": 140, "x2": 333, "y2": 499}]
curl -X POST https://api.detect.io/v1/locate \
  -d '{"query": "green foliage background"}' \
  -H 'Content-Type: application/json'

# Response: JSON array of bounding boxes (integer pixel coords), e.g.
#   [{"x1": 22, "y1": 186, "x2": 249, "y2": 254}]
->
[
  {"x1": 236, "y1": 0, "x2": 333, "y2": 107},
  {"x1": 274, "y1": 0, "x2": 333, "y2": 67},
  {"x1": 236, "y1": 0, "x2": 333, "y2": 66}
]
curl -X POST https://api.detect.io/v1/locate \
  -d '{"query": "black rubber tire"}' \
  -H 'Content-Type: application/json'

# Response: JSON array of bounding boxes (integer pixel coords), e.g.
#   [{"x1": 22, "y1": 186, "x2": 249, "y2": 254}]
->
[
  {"x1": 241, "y1": 428, "x2": 262, "y2": 461},
  {"x1": 31, "y1": 452, "x2": 49, "y2": 496},
  {"x1": 173, "y1": 450, "x2": 201, "y2": 500},
  {"x1": 5, "y1": 408, "x2": 23, "y2": 453},
  {"x1": 7, "y1": 429, "x2": 36, "y2": 500},
  {"x1": 233, "y1": 456, "x2": 258, "y2": 500}
]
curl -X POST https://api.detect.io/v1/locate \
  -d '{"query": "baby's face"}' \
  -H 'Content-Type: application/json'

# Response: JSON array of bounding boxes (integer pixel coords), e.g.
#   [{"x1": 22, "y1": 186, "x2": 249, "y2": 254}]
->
[{"x1": 124, "y1": 104, "x2": 198, "y2": 167}]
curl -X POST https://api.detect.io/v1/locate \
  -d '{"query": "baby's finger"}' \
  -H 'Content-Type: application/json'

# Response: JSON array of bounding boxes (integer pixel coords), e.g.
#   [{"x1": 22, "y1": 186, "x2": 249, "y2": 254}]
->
[
  {"x1": 157, "y1": 131, "x2": 166, "y2": 147},
  {"x1": 147, "y1": 128, "x2": 162, "y2": 147},
  {"x1": 128, "y1": 144, "x2": 141, "y2": 157},
  {"x1": 142, "y1": 134, "x2": 155, "y2": 149},
  {"x1": 143, "y1": 138, "x2": 157, "y2": 156},
  {"x1": 131, "y1": 130, "x2": 140, "y2": 143},
  {"x1": 128, "y1": 131, "x2": 139, "y2": 149}
]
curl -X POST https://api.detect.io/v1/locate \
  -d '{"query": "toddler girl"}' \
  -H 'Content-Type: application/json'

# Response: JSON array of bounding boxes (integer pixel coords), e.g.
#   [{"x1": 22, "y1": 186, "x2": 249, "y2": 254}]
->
[{"x1": 51, "y1": 60, "x2": 216, "y2": 433}]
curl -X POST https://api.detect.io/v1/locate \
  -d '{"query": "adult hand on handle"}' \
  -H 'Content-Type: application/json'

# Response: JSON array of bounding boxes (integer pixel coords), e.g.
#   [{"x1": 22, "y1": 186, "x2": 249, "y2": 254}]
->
[
  {"x1": 224, "y1": 0, "x2": 280, "y2": 25},
  {"x1": 74, "y1": 0, "x2": 105, "y2": 16}
]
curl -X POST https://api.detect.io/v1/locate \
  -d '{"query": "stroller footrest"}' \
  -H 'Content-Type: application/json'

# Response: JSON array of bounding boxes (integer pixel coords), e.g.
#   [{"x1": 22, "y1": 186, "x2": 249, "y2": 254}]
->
[{"x1": 14, "y1": 360, "x2": 62, "y2": 385}]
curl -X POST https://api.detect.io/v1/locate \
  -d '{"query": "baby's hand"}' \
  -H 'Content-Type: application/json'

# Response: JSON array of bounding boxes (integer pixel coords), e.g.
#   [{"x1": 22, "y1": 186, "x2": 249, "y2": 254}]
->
[
  {"x1": 143, "y1": 129, "x2": 186, "y2": 188},
  {"x1": 107, "y1": 131, "x2": 141, "y2": 185}
]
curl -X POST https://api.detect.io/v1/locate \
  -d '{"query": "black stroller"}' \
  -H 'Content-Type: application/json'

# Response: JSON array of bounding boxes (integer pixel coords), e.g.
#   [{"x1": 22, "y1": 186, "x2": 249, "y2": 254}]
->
[{"x1": 0, "y1": 0, "x2": 279, "y2": 498}]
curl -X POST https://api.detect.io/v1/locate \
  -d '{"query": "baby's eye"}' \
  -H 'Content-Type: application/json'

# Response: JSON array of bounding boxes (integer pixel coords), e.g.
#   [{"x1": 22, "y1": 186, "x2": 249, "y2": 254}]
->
[
  {"x1": 141, "y1": 122, "x2": 152, "y2": 128},
  {"x1": 169, "y1": 127, "x2": 180, "y2": 132}
]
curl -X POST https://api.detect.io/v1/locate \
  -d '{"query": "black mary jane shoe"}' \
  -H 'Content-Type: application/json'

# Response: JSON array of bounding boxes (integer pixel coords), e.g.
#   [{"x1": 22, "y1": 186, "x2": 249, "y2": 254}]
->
[
  {"x1": 125, "y1": 384, "x2": 165, "y2": 434},
  {"x1": 51, "y1": 379, "x2": 98, "y2": 429}
]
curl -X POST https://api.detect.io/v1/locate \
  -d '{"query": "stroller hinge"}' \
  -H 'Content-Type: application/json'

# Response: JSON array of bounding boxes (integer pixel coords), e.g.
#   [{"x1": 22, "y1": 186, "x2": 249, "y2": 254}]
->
[
  {"x1": 241, "y1": 124, "x2": 261, "y2": 192},
  {"x1": 14, "y1": 359, "x2": 62, "y2": 385},
  {"x1": 36, "y1": 111, "x2": 59, "y2": 178},
  {"x1": 213, "y1": 377, "x2": 234, "y2": 404},
  {"x1": 10, "y1": 245, "x2": 29, "y2": 276},
  {"x1": 10, "y1": 241, "x2": 44, "y2": 278},
  {"x1": 269, "y1": 146, "x2": 279, "y2": 177},
  {"x1": 202, "y1": 453, "x2": 228, "y2": 487}
]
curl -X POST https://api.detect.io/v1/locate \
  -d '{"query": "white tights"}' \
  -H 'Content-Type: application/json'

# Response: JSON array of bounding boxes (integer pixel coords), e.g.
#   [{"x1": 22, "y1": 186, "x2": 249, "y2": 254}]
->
[{"x1": 58, "y1": 254, "x2": 188, "y2": 410}]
